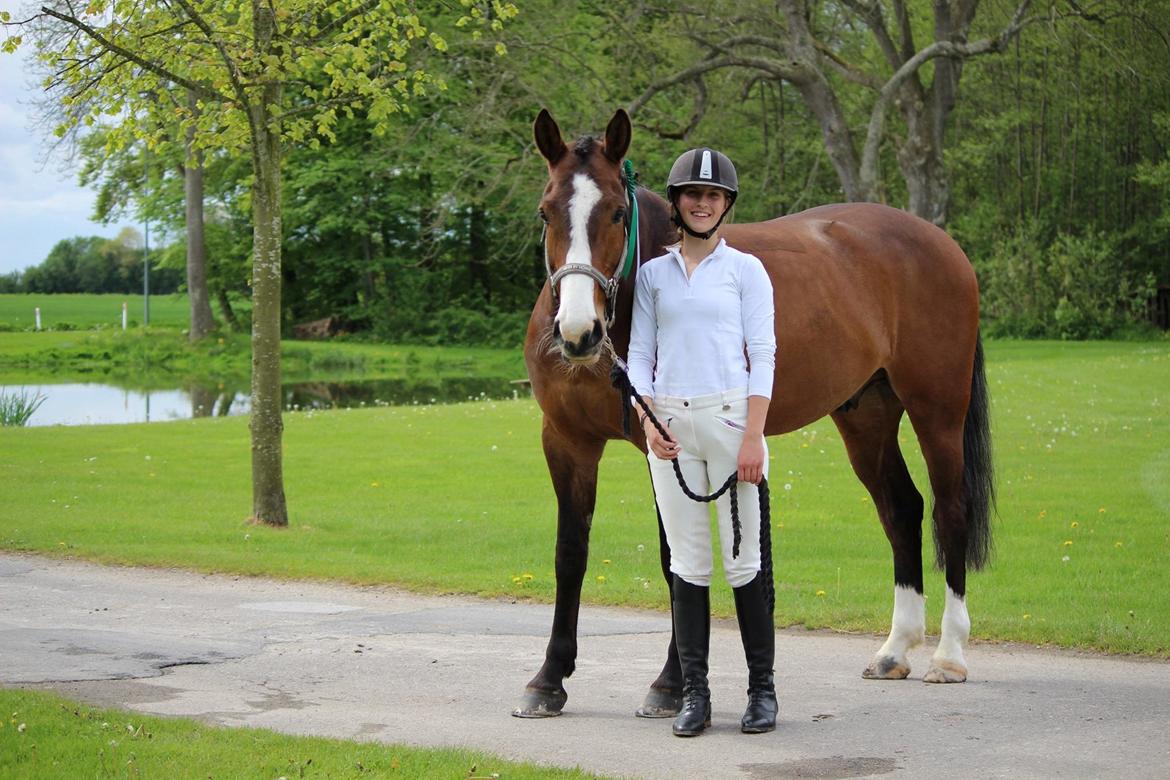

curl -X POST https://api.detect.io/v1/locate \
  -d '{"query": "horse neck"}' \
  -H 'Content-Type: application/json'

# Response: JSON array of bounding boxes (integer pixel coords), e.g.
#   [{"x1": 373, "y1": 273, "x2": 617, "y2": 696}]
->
[{"x1": 610, "y1": 187, "x2": 675, "y2": 358}]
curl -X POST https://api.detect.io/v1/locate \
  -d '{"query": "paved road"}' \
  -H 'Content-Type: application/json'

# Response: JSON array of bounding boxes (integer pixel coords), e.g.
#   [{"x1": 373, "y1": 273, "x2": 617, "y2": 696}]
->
[{"x1": 2, "y1": 553, "x2": 1168, "y2": 779}]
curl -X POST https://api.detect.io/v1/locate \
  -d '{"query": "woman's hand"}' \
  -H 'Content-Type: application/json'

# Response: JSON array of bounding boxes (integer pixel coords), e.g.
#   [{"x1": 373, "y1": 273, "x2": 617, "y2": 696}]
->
[
  {"x1": 737, "y1": 436, "x2": 766, "y2": 485},
  {"x1": 643, "y1": 415, "x2": 681, "y2": 460}
]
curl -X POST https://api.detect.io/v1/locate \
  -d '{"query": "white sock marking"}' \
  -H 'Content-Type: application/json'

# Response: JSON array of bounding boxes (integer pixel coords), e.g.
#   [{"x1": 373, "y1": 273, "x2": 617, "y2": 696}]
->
[
  {"x1": 875, "y1": 585, "x2": 925, "y2": 663},
  {"x1": 934, "y1": 586, "x2": 970, "y2": 670}
]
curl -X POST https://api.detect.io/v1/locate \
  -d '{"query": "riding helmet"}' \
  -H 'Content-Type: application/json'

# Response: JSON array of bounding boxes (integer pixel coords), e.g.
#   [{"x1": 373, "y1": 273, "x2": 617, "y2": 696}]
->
[
  {"x1": 666, "y1": 148, "x2": 738, "y2": 239},
  {"x1": 666, "y1": 148, "x2": 739, "y2": 206}
]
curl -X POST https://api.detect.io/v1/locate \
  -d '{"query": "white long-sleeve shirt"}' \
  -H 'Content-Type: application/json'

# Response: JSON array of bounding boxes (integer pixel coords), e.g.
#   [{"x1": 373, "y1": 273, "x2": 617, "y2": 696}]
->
[{"x1": 628, "y1": 239, "x2": 776, "y2": 400}]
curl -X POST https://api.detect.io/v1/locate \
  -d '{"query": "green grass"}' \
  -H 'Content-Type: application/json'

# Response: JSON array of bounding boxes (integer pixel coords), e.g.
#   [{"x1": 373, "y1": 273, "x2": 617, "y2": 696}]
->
[
  {"x1": 0, "y1": 688, "x2": 603, "y2": 779},
  {"x1": 0, "y1": 293, "x2": 196, "y2": 330},
  {"x1": 0, "y1": 340, "x2": 1167, "y2": 656},
  {"x1": 0, "y1": 329, "x2": 526, "y2": 387}
]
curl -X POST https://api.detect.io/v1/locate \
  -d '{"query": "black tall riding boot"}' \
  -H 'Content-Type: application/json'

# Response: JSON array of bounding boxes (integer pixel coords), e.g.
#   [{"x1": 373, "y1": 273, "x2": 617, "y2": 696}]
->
[
  {"x1": 671, "y1": 576, "x2": 711, "y2": 737},
  {"x1": 734, "y1": 571, "x2": 777, "y2": 733}
]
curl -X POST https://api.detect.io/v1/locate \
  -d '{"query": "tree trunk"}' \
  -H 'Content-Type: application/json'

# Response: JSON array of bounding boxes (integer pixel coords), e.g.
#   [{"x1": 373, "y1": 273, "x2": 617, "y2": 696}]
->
[
  {"x1": 216, "y1": 287, "x2": 241, "y2": 331},
  {"x1": 185, "y1": 90, "x2": 216, "y2": 341},
  {"x1": 247, "y1": 0, "x2": 287, "y2": 527}
]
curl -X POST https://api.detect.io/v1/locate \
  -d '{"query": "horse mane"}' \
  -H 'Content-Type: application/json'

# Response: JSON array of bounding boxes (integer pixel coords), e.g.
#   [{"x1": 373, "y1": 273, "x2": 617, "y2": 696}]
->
[{"x1": 573, "y1": 135, "x2": 599, "y2": 161}]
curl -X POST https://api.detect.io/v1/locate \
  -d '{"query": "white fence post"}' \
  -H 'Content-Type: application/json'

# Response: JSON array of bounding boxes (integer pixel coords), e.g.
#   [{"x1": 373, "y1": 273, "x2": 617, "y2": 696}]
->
[
  {"x1": 35, "y1": 307, "x2": 41, "y2": 331},
  {"x1": 122, "y1": 302, "x2": 128, "y2": 331}
]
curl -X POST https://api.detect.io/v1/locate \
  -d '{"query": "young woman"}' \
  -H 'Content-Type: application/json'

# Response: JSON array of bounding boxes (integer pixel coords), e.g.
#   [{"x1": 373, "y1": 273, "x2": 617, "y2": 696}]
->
[{"x1": 627, "y1": 148, "x2": 777, "y2": 737}]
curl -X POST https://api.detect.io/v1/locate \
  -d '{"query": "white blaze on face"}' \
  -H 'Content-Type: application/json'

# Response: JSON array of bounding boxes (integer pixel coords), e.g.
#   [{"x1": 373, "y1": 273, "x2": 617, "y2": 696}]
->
[{"x1": 556, "y1": 172, "x2": 603, "y2": 343}]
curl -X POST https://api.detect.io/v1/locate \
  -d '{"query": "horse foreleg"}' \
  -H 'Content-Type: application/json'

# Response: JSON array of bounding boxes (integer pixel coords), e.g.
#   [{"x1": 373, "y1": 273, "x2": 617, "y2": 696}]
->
[
  {"x1": 513, "y1": 426, "x2": 604, "y2": 718},
  {"x1": 634, "y1": 492, "x2": 683, "y2": 718}
]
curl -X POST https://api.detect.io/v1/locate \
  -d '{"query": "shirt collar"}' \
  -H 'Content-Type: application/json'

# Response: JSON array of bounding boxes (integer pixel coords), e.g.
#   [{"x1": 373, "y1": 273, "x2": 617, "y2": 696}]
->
[{"x1": 668, "y1": 238, "x2": 727, "y2": 275}]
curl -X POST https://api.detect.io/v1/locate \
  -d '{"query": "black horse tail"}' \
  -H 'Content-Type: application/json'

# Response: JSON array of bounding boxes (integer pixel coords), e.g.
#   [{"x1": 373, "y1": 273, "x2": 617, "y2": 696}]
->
[{"x1": 959, "y1": 333, "x2": 995, "y2": 571}]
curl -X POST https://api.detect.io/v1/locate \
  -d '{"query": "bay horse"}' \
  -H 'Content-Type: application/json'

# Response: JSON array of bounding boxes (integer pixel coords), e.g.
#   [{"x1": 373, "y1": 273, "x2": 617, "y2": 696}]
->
[{"x1": 514, "y1": 108, "x2": 993, "y2": 718}]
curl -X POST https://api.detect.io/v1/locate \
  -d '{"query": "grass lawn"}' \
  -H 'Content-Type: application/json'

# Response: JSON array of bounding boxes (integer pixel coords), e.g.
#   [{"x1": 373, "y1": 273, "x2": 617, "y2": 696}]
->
[
  {"x1": 0, "y1": 328, "x2": 526, "y2": 387},
  {"x1": 0, "y1": 340, "x2": 1167, "y2": 656},
  {"x1": 0, "y1": 688, "x2": 602, "y2": 779},
  {"x1": 0, "y1": 293, "x2": 196, "y2": 330}
]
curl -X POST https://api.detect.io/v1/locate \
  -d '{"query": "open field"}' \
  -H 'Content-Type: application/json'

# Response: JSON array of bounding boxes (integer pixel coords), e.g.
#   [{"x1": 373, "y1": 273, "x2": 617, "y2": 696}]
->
[
  {"x1": 0, "y1": 293, "x2": 196, "y2": 330},
  {"x1": 0, "y1": 688, "x2": 602, "y2": 779},
  {"x1": 1, "y1": 340, "x2": 1167, "y2": 655}
]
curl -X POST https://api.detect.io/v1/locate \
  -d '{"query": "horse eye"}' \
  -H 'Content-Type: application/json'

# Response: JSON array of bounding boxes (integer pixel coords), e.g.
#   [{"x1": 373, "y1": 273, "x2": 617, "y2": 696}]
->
[
  {"x1": 538, "y1": 209, "x2": 549, "y2": 223},
  {"x1": 612, "y1": 208, "x2": 626, "y2": 224}
]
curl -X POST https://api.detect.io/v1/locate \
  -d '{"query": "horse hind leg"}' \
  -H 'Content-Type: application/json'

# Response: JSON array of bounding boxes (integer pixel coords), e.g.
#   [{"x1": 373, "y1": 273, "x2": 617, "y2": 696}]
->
[
  {"x1": 831, "y1": 380, "x2": 927, "y2": 681},
  {"x1": 906, "y1": 409, "x2": 972, "y2": 684}
]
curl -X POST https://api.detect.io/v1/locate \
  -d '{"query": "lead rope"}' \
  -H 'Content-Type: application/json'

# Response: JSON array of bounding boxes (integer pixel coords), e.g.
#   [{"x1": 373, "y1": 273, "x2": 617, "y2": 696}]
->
[{"x1": 610, "y1": 358, "x2": 775, "y2": 615}]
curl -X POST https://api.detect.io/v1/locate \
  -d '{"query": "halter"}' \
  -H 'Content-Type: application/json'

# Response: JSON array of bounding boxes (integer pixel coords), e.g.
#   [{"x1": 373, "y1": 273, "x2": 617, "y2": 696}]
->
[{"x1": 543, "y1": 160, "x2": 640, "y2": 328}]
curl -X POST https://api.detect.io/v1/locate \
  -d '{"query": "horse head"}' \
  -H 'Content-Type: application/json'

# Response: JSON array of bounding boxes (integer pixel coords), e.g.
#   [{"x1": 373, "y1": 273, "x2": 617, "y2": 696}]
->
[{"x1": 534, "y1": 108, "x2": 632, "y2": 365}]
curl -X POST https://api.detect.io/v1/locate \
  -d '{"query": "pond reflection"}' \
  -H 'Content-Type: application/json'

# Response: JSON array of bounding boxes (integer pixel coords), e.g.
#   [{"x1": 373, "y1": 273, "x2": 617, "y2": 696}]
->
[{"x1": 3, "y1": 376, "x2": 524, "y2": 427}]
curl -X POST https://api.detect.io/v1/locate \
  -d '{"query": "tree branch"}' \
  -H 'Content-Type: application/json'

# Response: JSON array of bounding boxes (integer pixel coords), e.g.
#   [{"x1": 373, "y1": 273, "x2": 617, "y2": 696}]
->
[
  {"x1": 169, "y1": 0, "x2": 249, "y2": 106},
  {"x1": 38, "y1": 5, "x2": 225, "y2": 102},
  {"x1": 841, "y1": 0, "x2": 902, "y2": 70},
  {"x1": 858, "y1": 0, "x2": 1037, "y2": 191}
]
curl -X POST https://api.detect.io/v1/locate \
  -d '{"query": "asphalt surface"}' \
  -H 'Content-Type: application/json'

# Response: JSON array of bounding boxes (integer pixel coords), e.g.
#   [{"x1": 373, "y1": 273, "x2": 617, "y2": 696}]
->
[{"x1": 3, "y1": 553, "x2": 1168, "y2": 779}]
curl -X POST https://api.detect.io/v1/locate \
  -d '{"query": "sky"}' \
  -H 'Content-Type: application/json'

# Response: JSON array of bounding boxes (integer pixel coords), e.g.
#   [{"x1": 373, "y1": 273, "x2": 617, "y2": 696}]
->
[{"x1": 0, "y1": 46, "x2": 132, "y2": 276}]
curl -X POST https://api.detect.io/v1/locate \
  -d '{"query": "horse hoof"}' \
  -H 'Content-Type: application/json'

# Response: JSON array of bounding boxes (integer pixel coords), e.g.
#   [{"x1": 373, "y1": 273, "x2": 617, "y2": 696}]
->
[
  {"x1": 862, "y1": 656, "x2": 910, "y2": 680},
  {"x1": 635, "y1": 688, "x2": 683, "y2": 718},
  {"x1": 923, "y1": 660, "x2": 967, "y2": 683},
  {"x1": 512, "y1": 687, "x2": 568, "y2": 718}
]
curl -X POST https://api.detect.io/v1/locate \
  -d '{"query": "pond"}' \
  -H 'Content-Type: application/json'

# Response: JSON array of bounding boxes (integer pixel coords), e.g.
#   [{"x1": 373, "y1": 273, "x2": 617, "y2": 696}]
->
[{"x1": 2, "y1": 376, "x2": 527, "y2": 427}]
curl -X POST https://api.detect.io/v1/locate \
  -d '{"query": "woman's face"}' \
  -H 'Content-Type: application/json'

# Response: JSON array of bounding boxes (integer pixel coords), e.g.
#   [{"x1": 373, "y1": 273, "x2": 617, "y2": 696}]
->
[{"x1": 677, "y1": 185, "x2": 730, "y2": 235}]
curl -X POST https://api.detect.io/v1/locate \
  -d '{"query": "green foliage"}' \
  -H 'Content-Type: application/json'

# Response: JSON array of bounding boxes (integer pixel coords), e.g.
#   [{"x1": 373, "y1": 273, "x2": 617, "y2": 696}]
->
[
  {"x1": 976, "y1": 225, "x2": 1160, "y2": 339},
  {"x1": 8, "y1": 1, "x2": 1170, "y2": 343},
  {"x1": 7, "y1": 234, "x2": 182, "y2": 295},
  {"x1": 0, "y1": 689, "x2": 603, "y2": 779}
]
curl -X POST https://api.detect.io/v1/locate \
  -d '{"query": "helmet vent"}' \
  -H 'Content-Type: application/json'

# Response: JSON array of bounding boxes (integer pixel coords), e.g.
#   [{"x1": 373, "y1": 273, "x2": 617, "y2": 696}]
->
[{"x1": 699, "y1": 150, "x2": 713, "y2": 179}]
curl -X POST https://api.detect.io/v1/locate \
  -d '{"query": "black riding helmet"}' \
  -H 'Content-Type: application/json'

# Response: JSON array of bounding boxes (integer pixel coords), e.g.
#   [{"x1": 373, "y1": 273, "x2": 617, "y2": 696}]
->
[{"x1": 666, "y1": 148, "x2": 739, "y2": 240}]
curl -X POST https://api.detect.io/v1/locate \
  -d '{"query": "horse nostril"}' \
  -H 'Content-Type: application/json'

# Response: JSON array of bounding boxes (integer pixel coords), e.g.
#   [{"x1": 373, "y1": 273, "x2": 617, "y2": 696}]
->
[
  {"x1": 552, "y1": 321, "x2": 562, "y2": 342},
  {"x1": 590, "y1": 320, "x2": 603, "y2": 345}
]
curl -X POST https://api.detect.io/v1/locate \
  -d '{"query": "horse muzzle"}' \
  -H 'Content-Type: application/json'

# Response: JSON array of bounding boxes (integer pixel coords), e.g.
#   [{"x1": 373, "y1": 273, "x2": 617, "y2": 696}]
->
[{"x1": 553, "y1": 319, "x2": 605, "y2": 364}]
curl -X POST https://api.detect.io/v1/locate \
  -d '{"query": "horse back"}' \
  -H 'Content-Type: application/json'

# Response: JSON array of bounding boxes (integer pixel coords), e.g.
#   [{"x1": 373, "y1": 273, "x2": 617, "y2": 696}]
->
[{"x1": 724, "y1": 203, "x2": 980, "y2": 434}]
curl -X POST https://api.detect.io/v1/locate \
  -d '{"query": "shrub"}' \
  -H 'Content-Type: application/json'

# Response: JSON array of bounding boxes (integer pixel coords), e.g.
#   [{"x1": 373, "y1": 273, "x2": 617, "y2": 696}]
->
[{"x1": 975, "y1": 224, "x2": 1157, "y2": 339}]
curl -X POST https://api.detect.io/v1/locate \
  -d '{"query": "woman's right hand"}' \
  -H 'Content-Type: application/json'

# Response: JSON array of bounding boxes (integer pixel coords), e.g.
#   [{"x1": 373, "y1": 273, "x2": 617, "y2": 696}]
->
[{"x1": 643, "y1": 415, "x2": 681, "y2": 460}]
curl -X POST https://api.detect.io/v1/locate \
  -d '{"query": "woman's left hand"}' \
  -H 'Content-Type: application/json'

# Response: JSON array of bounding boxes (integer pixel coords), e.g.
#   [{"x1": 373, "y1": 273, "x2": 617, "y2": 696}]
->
[{"x1": 737, "y1": 436, "x2": 766, "y2": 485}]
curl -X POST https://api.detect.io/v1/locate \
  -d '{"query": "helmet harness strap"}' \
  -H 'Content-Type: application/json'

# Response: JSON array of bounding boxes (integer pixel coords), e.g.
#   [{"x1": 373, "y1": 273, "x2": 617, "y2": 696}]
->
[{"x1": 671, "y1": 196, "x2": 734, "y2": 241}]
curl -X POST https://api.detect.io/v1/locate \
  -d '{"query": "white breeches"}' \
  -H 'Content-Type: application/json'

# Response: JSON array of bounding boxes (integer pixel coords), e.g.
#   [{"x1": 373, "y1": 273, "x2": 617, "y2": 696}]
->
[{"x1": 647, "y1": 388, "x2": 768, "y2": 588}]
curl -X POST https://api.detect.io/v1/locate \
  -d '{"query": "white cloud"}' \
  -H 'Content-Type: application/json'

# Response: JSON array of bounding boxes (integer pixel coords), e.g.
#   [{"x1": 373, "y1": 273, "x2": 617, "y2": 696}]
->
[{"x1": 0, "y1": 46, "x2": 129, "y2": 274}]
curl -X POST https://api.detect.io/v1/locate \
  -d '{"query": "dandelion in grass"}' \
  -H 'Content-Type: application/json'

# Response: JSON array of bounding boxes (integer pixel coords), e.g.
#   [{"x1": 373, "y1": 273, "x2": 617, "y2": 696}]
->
[
  {"x1": 1063, "y1": 540, "x2": 1073, "y2": 547},
  {"x1": 1039, "y1": 510, "x2": 1047, "y2": 518},
  {"x1": 602, "y1": 559, "x2": 611, "y2": 565},
  {"x1": 522, "y1": 573, "x2": 534, "y2": 581},
  {"x1": 1115, "y1": 542, "x2": 1124, "y2": 548},
  {"x1": 511, "y1": 576, "x2": 522, "y2": 585},
  {"x1": 1023, "y1": 614, "x2": 1031, "y2": 620},
  {"x1": 815, "y1": 590, "x2": 826, "y2": 597},
  {"x1": 1070, "y1": 521, "x2": 1078, "y2": 529},
  {"x1": 596, "y1": 575, "x2": 606, "y2": 583},
  {"x1": 1098, "y1": 507, "x2": 1107, "y2": 514}
]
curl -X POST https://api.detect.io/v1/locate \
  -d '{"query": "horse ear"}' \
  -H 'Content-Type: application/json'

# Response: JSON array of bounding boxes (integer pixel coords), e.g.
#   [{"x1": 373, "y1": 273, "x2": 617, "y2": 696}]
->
[
  {"x1": 603, "y1": 109, "x2": 631, "y2": 163},
  {"x1": 534, "y1": 108, "x2": 567, "y2": 165}
]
